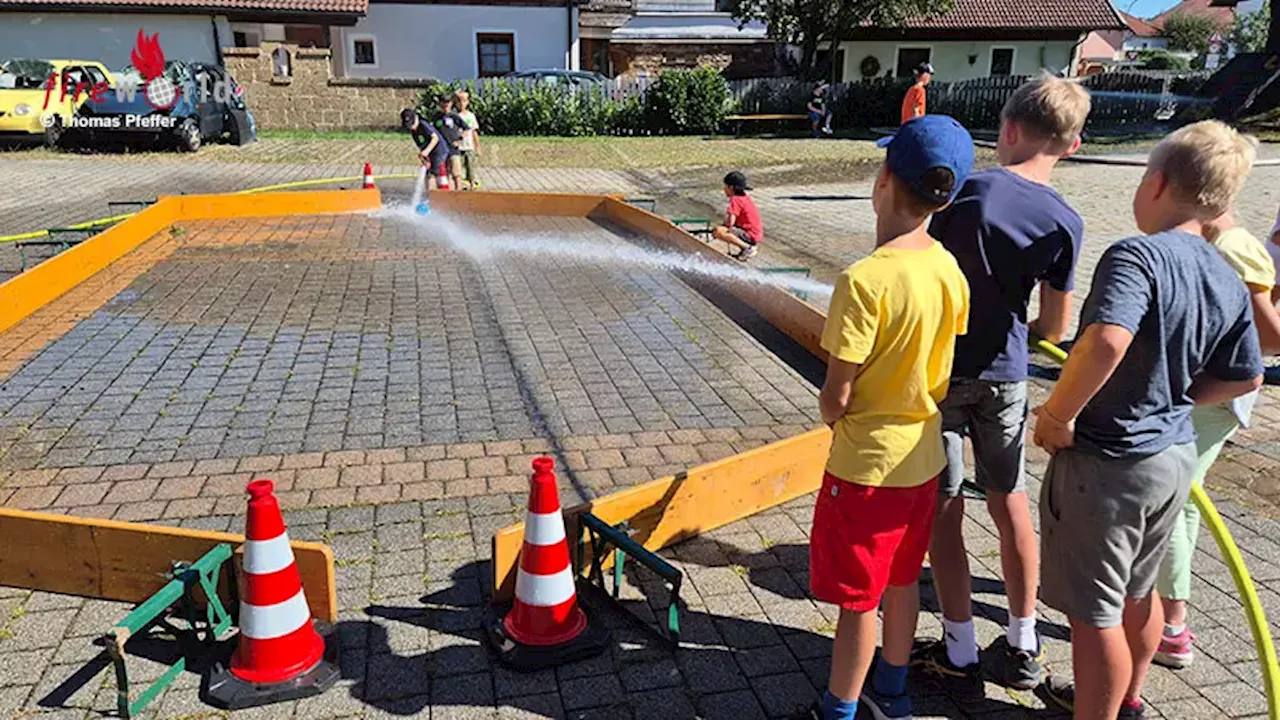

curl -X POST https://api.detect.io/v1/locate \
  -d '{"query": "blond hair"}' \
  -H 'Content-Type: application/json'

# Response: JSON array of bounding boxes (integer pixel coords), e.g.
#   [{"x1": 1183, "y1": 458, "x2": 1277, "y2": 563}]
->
[
  {"x1": 454, "y1": 89, "x2": 470, "y2": 101},
  {"x1": 1148, "y1": 120, "x2": 1257, "y2": 219},
  {"x1": 1000, "y1": 74, "x2": 1092, "y2": 154}
]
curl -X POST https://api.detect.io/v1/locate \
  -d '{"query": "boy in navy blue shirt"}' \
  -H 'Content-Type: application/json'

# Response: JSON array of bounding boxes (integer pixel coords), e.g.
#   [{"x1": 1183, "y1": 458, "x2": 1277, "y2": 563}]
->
[{"x1": 915, "y1": 74, "x2": 1090, "y2": 691}]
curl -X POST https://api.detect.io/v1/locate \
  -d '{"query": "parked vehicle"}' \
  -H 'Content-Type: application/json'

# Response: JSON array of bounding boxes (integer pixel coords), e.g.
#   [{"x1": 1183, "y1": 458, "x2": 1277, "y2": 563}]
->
[
  {"x1": 0, "y1": 59, "x2": 114, "y2": 147},
  {"x1": 503, "y1": 69, "x2": 607, "y2": 87},
  {"x1": 74, "y1": 60, "x2": 255, "y2": 152}
]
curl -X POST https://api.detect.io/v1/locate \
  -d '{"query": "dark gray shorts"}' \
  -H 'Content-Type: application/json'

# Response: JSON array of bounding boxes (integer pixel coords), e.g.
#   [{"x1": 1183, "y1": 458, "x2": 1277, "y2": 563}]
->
[
  {"x1": 729, "y1": 227, "x2": 757, "y2": 245},
  {"x1": 940, "y1": 378, "x2": 1027, "y2": 497},
  {"x1": 1039, "y1": 442, "x2": 1196, "y2": 628}
]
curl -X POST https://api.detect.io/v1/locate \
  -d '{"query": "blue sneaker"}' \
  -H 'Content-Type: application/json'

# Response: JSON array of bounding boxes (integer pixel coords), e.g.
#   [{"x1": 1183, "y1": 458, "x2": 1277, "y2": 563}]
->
[
  {"x1": 414, "y1": 202, "x2": 430, "y2": 216},
  {"x1": 860, "y1": 686, "x2": 912, "y2": 720}
]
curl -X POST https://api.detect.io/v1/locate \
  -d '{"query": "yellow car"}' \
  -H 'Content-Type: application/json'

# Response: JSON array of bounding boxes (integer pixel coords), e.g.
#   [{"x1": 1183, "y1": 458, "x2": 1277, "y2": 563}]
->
[{"x1": 0, "y1": 59, "x2": 114, "y2": 147}]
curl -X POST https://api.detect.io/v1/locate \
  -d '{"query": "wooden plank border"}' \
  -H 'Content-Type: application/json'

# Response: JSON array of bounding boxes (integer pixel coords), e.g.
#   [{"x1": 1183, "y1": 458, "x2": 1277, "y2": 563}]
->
[
  {"x1": 0, "y1": 188, "x2": 382, "y2": 337},
  {"x1": 0, "y1": 508, "x2": 338, "y2": 622},
  {"x1": 491, "y1": 428, "x2": 831, "y2": 602},
  {"x1": 592, "y1": 197, "x2": 828, "y2": 362}
]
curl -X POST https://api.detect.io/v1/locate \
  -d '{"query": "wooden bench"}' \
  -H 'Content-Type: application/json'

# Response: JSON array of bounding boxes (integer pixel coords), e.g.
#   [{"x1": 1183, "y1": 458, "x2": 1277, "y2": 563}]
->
[{"x1": 724, "y1": 113, "x2": 809, "y2": 134}]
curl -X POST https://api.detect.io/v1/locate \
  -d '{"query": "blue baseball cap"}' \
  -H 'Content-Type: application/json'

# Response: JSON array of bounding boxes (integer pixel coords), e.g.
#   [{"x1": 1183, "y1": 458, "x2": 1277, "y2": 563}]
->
[{"x1": 876, "y1": 115, "x2": 975, "y2": 205}]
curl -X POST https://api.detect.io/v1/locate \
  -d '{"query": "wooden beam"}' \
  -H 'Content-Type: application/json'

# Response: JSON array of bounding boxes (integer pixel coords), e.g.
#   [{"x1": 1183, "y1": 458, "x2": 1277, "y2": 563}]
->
[
  {"x1": 0, "y1": 199, "x2": 178, "y2": 336},
  {"x1": 426, "y1": 190, "x2": 607, "y2": 217},
  {"x1": 0, "y1": 508, "x2": 337, "y2": 622},
  {"x1": 175, "y1": 188, "x2": 382, "y2": 220},
  {"x1": 0, "y1": 188, "x2": 381, "y2": 338},
  {"x1": 595, "y1": 197, "x2": 829, "y2": 362},
  {"x1": 492, "y1": 427, "x2": 831, "y2": 602}
]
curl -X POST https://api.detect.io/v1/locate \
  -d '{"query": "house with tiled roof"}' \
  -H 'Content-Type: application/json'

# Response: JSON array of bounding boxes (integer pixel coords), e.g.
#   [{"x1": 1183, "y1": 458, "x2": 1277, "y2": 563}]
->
[
  {"x1": 834, "y1": 0, "x2": 1126, "y2": 81},
  {"x1": 0, "y1": 0, "x2": 367, "y2": 69},
  {"x1": 0, "y1": 0, "x2": 581, "y2": 81},
  {"x1": 1080, "y1": 10, "x2": 1169, "y2": 67}
]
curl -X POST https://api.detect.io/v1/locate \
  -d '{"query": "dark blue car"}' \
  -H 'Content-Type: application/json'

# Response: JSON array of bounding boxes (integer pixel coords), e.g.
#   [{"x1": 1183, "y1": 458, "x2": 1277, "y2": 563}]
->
[{"x1": 74, "y1": 60, "x2": 255, "y2": 152}]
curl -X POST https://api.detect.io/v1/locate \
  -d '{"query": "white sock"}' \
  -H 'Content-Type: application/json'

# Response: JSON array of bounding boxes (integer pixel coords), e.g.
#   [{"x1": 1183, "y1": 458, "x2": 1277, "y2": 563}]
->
[
  {"x1": 1165, "y1": 623, "x2": 1187, "y2": 637},
  {"x1": 943, "y1": 618, "x2": 979, "y2": 667},
  {"x1": 1007, "y1": 615, "x2": 1038, "y2": 652}
]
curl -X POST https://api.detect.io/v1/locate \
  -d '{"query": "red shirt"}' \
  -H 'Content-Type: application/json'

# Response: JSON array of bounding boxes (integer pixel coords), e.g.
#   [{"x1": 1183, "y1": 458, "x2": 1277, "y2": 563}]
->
[
  {"x1": 728, "y1": 194, "x2": 763, "y2": 243},
  {"x1": 902, "y1": 83, "x2": 926, "y2": 124}
]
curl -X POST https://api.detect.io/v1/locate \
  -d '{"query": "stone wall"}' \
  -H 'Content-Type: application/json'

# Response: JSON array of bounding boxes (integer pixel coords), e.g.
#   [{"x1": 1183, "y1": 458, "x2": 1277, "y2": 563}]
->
[
  {"x1": 224, "y1": 43, "x2": 433, "y2": 131},
  {"x1": 610, "y1": 42, "x2": 782, "y2": 79}
]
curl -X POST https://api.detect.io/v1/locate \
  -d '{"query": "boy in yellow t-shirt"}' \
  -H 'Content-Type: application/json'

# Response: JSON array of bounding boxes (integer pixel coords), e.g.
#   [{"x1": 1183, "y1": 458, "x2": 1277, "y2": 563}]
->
[{"x1": 806, "y1": 114, "x2": 973, "y2": 720}]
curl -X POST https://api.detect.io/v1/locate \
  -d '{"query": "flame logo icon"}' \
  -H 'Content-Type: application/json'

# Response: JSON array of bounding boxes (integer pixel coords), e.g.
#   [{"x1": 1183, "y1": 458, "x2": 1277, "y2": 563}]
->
[{"x1": 130, "y1": 29, "x2": 180, "y2": 109}]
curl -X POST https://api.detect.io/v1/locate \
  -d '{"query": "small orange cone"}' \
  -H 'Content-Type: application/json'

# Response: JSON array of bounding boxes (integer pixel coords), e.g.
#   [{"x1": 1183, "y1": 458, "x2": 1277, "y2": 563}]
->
[
  {"x1": 361, "y1": 162, "x2": 375, "y2": 189},
  {"x1": 204, "y1": 480, "x2": 338, "y2": 708},
  {"x1": 487, "y1": 458, "x2": 609, "y2": 671}
]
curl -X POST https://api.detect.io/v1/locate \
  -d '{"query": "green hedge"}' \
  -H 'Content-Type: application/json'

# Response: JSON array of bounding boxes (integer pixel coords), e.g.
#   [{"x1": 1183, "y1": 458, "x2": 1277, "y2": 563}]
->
[{"x1": 419, "y1": 68, "x2": 731, "y2": 136}]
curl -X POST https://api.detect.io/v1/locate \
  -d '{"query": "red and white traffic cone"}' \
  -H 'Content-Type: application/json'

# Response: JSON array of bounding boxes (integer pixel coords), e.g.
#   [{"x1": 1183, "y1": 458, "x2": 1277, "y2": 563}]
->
[
  {"x1": 436, "y1": 166, "x2": 451, "y2": 191},
  {"x1": 204, "y1": 479, "x2": 338, "y2": 709},
  {"x1": 487, "y1": 457, "x2": 609, "y2": 671},
  {"x1": 361, "y1": 162, "x2": 375, "y2": 189}
]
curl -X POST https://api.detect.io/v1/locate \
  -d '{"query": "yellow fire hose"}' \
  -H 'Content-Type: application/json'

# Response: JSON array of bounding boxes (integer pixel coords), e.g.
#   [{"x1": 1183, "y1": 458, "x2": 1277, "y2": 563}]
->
[
  {"x1": 0, "y1": 172, "x2": 417, "y2": 245},
  {"x1": 1034, "y1": 337, "x2": 1279, "y2": 718}
]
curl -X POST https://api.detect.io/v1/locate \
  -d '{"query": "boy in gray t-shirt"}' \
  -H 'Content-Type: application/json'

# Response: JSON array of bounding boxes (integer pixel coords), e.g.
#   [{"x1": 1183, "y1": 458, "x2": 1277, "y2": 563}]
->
[{"x1": 1034, "y1": 121, "x2": 1263, "y2": 719}]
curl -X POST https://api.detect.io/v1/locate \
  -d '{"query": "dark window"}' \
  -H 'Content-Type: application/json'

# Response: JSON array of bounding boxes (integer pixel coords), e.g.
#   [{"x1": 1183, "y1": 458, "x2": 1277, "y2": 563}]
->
[
  {"x1": 284, "y1": 24, "x2": 327, "y2": 48},
  {"x1": 477, "y1": 33, "x2": 515, "y2": 77},
  {"x1": 353, "y1": 39, "x2": 376, "y2": 65},
  {"x1": 84, "y1": 66, "x2": 109, "y2": 87},
  {"x1": 991, "y1": 48, "x2": 1014, "y2": 76},
  {"x1": 814, "y1": 48, "x2": 846, "y2": 82},
  {"x1": 233, "y1": 31, "x2": 249, "y2": 47},
  {"x1": 895, "y1": 47, "x2": 931, "y2": 78}
]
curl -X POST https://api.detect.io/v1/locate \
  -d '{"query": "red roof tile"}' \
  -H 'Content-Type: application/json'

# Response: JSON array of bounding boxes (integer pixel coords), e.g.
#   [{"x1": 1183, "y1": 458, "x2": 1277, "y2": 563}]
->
[
  {"x1": 1150, "y1": 0, "x2": 1235, "y2": 28},
  {"x1": 0, "y1": 0, "x2": 365, "y2": 14},
  {"x1": 896, "y1": 0, "x2": 1125, "y2": 30},
  {"x1": 1120, "y1": 10, "x2": 1163, "y2": 36}
]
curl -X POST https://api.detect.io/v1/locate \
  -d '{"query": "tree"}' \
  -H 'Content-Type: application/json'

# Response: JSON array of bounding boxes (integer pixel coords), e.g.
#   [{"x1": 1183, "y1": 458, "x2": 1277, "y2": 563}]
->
[
  {"x1": 1231, "y1": 0, "x2": 1271, "y2": 53},
  {"x1": 726, "y1": 0, "x2": 954, "y2": 80},
  {"x1": 1162, "y1": 10, "x2": 1222, "y2": 56}
]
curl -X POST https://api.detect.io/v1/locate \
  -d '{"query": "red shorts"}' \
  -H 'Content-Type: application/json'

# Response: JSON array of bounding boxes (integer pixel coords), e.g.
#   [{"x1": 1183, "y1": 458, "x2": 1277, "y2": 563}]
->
[{"x1": 809, "y1": 472, "x2": 938, "y2": 612}]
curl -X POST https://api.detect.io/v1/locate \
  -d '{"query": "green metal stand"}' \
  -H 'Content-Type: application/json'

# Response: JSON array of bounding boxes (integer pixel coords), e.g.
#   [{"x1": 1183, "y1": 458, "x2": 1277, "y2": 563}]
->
[
  {"x1": 104, "y1": 543, "x2": 237, "y2": 719},
  {"x1": 16, "y1": 227, "x2": 98, "y2": 271},
  {"x1": 671, "y1": 218, "x2": 714, "y2": 239},
  {"x1": 577, "y1": 512, "x2": 683, "y2": 646},
  {"x1": 623, "y1": 198, "x2": 658, "y2": 213}
]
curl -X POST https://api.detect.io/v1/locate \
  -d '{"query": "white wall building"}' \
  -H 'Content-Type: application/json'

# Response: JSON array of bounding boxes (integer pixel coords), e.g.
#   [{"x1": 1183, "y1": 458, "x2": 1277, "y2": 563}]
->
[
  {"x1": 0, "y1": 13, "x2": 232, "y2": 68},
  {"x1": 333, "y1": 0, "x2": 578, "y2": 80},
  {"x1": 839, "y1": 39, "x2": 1081, "y2": 82},
  {"x1": 836, "y1": 0, "x2": 1125, "y2": 82},
  {"x1": 0, "y1": 0, "x2": 367, "y2": 71}
]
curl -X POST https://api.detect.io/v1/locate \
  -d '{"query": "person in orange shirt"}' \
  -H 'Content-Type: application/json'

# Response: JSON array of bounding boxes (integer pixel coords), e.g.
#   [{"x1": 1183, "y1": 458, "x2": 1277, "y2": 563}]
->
[{"x1": 901, "y1": 62, "x2": 933, "y2": 125}]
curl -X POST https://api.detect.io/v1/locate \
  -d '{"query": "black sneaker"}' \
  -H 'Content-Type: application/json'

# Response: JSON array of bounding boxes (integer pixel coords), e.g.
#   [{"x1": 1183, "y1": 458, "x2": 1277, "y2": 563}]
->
[
  {"x1": 1119, "y1": 702, "x2": 1148, "y2": 719},
  {"x1": 1043, "y1": 676, "x2": 1145, "y2": 719},
  {"x1": 983, "y1": 636, "x2": 1045, "y2": 690},
  {"x1": 1043, "y1": 674, "x2": 1074, "y2": 712},
  {"x1": 790, "y1": 700, "x2": 821, "y2": 720},
  {"x1": 909, "y1": 639, "x2": 983, "y2": 696}
]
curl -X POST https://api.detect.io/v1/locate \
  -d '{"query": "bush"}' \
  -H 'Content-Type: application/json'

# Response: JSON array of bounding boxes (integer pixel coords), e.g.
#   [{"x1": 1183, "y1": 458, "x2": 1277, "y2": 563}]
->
[
  {"x1": 1137, "y1": 49, "x2": 1191, "y2": 70},
  {"x1": 420, "y1": 69, "x2": 729, "y2": 136},
  {"x1": 642, "y1": 68, "x2": 732, "y2": 135}
]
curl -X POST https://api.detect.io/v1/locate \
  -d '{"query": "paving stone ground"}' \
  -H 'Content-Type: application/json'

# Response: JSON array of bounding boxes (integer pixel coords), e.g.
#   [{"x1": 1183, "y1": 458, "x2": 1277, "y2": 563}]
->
[{"x1": 2, "y1": 147, "x2": 1280, "y2": 719}]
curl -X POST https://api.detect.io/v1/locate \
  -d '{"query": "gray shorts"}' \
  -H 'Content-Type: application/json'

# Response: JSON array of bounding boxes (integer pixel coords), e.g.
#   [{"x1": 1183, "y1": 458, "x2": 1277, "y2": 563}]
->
[
  {"x1": 940, "y1": 378, "x2": 1027, "y2": 497},
  {"x1": 1039, "y1": 442, "x2": 1196, "y2": 628},
  {"x1": 729, "y1": 227, "x2": 757, "y2": 245}
]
